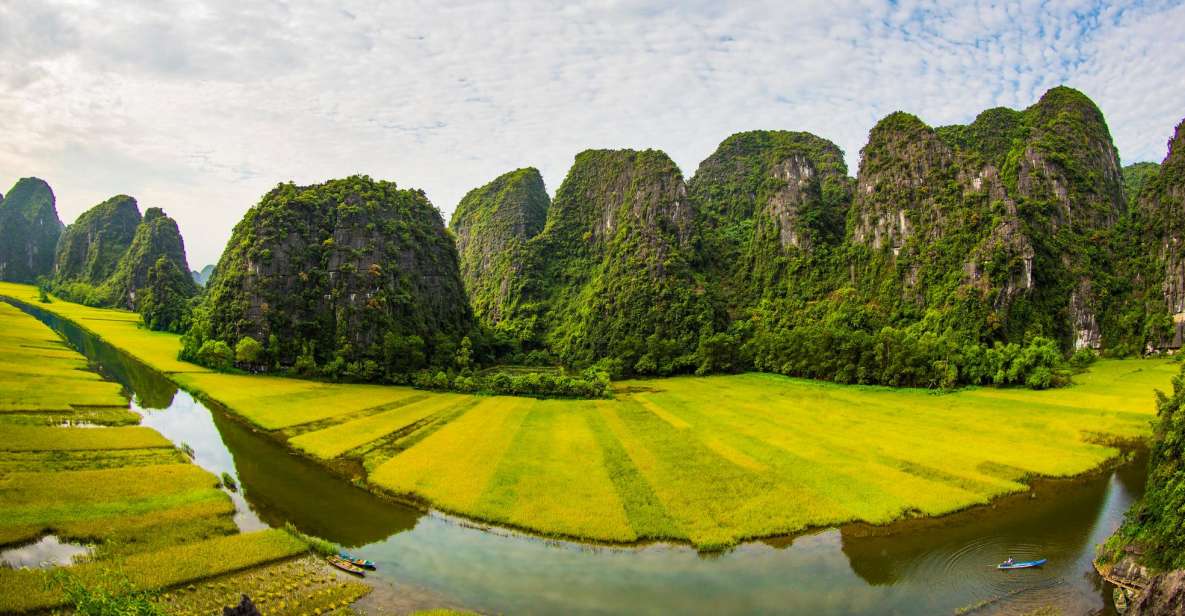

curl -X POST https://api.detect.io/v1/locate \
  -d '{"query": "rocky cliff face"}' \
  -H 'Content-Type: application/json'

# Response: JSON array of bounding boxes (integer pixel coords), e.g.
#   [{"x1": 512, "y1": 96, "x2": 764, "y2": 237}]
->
[
  {"x1": 0, "y1": 177, "x2": 63, "y2": 282},
  {"x1": 102, "y1": 207, "x2": 196, "y2": 310},
  {"x1": 846, "y1": 87, "x2": 1125, "y2": 348},
  {"x1": 688, "y1": 131, "x2": 852, "y2": 311},
  {"x1": 193, "y1": 175, "x2": 472, "y2": 369},
  {"x1": 1139, "y1": 119, "x2": 1185, "y2": 348},
  {"x1": 515, "y1": 149, "x2": 715, "y2": 373},
  {"x1": 54, "y1": 195, "x2": 142, "y2": 285},
  {"x1": 449, "y1": 168, "x2": 549, "y2": 330}
]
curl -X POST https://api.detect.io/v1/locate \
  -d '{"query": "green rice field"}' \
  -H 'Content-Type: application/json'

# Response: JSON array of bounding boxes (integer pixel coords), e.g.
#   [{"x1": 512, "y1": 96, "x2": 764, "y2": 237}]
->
[
  {"x1": 0, "y1": 292, "x2": 361, "y2": 613},
  {"x1": 0, "y1": 283, "x2": 1176, "y2": 550}
]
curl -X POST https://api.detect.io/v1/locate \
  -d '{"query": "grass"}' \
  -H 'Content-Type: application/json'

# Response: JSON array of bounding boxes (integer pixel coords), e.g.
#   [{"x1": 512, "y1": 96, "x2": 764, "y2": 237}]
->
[
  {"x1": 0, "y1": 301, "x2": 128, "y2": 412},
  {"x1": 0, "y1": 294, "x2": 329, "y2": 614},
  {"x1": 289, "y1": 393, "x2": 469, "y2": 459},
  {"x1": 0, "y1": 529, "x2": 308, "y2": 613},
  {"x1": 154, "y1": 555, "x2": 369, "y2": 616},
  {"x1": 1, "y1": 282, "x2": 1176, "y2": 550},
  {"x1": 0, "y1": 449, "x2": 186, "y2": 474},
  {"x1": 0, "y1": 425, "x2": 171, "y2": 451},
  {"x1": 174, "y1": 371, "x2": 425, "y2": 430},
  {"x1": 369, "y1": 366, "x2": 1173, "y2": 548},
  {"x1": 0, "y1": 282, "x2": 203, "y2": 373}
]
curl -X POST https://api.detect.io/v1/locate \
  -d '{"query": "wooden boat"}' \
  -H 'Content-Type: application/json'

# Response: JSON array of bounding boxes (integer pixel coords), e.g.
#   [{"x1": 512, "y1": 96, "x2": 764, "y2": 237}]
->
[
  {"x1": 997, "y1": 558, "x2": 1047, "y2": 570},
  {"x1": 338, "y1": 551, "x2": 376, "y2": 569},
  {"x1": 327, "y1": 555, "x2": 366, "y2": 576}
]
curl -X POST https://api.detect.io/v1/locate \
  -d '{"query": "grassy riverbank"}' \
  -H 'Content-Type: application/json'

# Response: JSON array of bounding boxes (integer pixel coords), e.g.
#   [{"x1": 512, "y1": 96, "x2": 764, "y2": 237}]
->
[
  {"x1": 0, "y1": 297, "x2": 366, "y2": 613},
  {"x1": 0, "y1": 282, "x2": 1174, "y2": 550}
]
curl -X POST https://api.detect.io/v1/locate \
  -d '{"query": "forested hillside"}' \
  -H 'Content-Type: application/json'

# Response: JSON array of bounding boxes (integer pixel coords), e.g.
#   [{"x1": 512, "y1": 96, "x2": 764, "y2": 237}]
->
[
  {"x1": 454, "y1": 86, "x2": 1166, "y2": 387},
  {"x1": 185, "y1": 175, "x2": 473, "y2": 380},
  {"x1": 0, "y1": 178, "x2": 62, "y2": 283}
]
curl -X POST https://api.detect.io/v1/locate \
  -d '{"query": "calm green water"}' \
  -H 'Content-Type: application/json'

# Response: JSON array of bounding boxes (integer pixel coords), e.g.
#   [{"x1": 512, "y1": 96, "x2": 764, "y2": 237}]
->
[{"x1": 20, "y1": 302, "x2": 1138, "y2": 615}]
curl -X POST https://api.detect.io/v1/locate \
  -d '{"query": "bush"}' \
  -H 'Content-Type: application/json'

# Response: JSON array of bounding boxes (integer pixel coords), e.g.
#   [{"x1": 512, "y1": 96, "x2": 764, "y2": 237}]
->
[
  {"x1": 195, "y1": 340, "x2": 234, "y2": 370},
  {"x1": 235, "y1": 336, "x2": 263, "y2": 365},
  {"x1": 1069, "y1": 348, "x2": 1098, "y2": 371},
  {"x1": 49, "y1": 569, "x2": 166, "y2": 616}
]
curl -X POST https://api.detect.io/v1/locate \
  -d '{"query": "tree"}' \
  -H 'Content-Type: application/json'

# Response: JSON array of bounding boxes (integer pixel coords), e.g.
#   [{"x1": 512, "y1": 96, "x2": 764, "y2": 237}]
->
[
  {"x1": 455, "y1": 336, "x2": 473, "y2": 373},
  {"x1": 196, "y1": 340, "x2": 234, "y2": 370},
  {"x1": 235, "y1": 336, "x2": 263, "y2": 366}
]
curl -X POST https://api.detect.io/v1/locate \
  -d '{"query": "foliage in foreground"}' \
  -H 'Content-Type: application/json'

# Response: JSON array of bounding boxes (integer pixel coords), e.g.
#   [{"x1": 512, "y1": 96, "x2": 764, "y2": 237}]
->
[
  {"x1": 1104, "y1": 362, "x2": 1185, "y2": 570},
  {"x1": 49, "y1": 568, "x2": 166, "y2": 616}
]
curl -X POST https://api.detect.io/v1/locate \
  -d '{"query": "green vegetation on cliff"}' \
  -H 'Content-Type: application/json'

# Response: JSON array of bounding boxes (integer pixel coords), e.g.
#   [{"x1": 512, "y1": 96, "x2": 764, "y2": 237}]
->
[
  {"x1": 0, "y1": 177, "x2": 62, "y2": 283},
  {"x1": 100, "y1": 207, "x2": 197, "y2": 312},
  {"x1": 510, "y1": 149, "x2": 720, "y2": 376},
  {"x1": 688, "y1": 130, "x2": 852, "y2": 313},
  {"x1": 1124, "y1": 162, "x2": 1161, "y2": 205},
  {"x1": 450, "y1": 167, "x2": 549, "y2": 336},
  {"x1": 186, "y1": 175, "x2": 474, "y2": 381},
  {"x1": 50, "y1": 198, "x2": 197, "y2": 331},
  {"x1": 447, "y1": 88, "x2": 1129, "y2": 388},
  {"x1": 54, "y1": 195, "x2": 142, "y2": 287}
]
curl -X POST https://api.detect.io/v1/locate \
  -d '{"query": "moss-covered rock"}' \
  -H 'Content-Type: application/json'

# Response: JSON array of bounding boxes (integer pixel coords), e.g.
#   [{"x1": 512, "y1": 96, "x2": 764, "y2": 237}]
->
[
  {"x1": 1133, "y1": 118, "x2": 1185, "y2": 348},
  {"x1": 688, "y1": 130, "x2": 852, "y2": 313},
  {"x1": 1124, "y1": 162, "x2": 1161, "y2": 206},
  {"x1": 54, "y1": 195, "x2": 142, "y2": 286},
  {"x1": 100, "y1": 207, "x2": 197, "y2": 310},
  {"x1": 188, "y1": 175, "x2": 473, "y2": 374},
  {"x1": 509, "y1": 149, "x2": 718, "y2": 375},
  {"x1": 0, "y1": 177, "x2": 63, "y2": 283},
  {"x1": 450, "y1": 168, "x2": 548, "y2": 333}
]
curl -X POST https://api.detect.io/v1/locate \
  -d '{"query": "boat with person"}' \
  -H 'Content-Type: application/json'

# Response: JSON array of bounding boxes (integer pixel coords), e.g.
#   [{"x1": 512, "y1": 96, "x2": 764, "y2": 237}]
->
[{"x1": 997, "y1": 558, "x2": 1047, "y2": 570}]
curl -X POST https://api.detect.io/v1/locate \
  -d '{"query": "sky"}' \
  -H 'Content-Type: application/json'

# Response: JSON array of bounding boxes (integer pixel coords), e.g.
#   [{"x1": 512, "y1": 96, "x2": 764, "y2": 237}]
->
[{"x1": 2, "y1": 0, "x2": 1184, "y2": 267}]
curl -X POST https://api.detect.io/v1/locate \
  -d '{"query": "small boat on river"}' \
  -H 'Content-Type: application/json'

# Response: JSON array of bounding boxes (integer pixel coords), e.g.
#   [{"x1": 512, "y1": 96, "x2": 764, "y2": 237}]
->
[
  {"x1": 997, "y1": 558, "x2": 1047, "y2": 570},
  {"x1": 327, "y1": 555, "x2": 366, "y2": 576},
  {"x1": 338, "y1": 551, "x2": 376, "y2": 569}
]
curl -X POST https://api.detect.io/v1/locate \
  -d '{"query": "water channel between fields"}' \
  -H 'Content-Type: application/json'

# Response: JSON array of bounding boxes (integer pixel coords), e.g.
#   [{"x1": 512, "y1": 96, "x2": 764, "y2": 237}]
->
[{"x1": 19, "y1": 302, "x2": 1139, "y2": 616}]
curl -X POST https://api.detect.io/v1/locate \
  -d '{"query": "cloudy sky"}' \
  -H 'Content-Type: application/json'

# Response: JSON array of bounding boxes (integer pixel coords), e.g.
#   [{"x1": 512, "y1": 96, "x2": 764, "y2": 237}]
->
[{"x1": 2, "y1": 0, "x2": 1184, "y2": 266}]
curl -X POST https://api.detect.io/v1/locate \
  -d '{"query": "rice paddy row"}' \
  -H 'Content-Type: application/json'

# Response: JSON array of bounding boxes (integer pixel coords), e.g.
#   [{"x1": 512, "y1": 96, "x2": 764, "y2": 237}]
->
[
  {"x1": 0, "y1": 294, "x2": 365, "y2": 613},
  {"x1": 0, "y1": 282, "x2": 1174, "y2": 551}
]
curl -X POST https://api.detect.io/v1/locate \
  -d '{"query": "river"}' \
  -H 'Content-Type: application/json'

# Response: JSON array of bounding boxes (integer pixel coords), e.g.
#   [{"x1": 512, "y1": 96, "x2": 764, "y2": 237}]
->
[{"x1": 21, "y1": 303, "x2": 1137, "y2": 615}]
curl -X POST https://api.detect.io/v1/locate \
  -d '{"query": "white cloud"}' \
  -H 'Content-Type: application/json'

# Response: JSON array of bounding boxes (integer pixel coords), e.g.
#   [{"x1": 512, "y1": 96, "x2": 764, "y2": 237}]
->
[{"x1": 1, "y1": 0, "x2": 1183, "y2": 266}]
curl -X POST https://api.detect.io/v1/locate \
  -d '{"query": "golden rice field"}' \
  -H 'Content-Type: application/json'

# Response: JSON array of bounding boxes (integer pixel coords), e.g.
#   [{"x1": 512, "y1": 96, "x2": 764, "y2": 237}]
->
[
  {"x1": 0, "y1": 301, "x2": 127, "y2": 412},
  {"x1": 173, "y1": 371, "x2": 427, "y2": 430},
  {"x1": 0, "y1": 282, "x2": 202, "y2": 373},
  {"x1": 1, "y1": 283, "x2": 1177, "y2": 550},
  {"x1": 0, "y1": 294, "x2": 350, "y2": 614}
]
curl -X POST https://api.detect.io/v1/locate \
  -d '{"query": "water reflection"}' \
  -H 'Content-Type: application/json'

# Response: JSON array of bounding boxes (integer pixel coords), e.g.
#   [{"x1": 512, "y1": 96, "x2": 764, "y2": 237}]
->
[
  {"x1": 210, "y1": 409, "x2": 420, "y2": 545},
  {"x1": 0, "y1": 536, "x2": 92, "y2": 569},
  {"x1": 13, "y1": 305, "x2": 178, "y2": 409},
  {"x1": 12, "y1": 298, "x2": 1146, "y2": 615}
]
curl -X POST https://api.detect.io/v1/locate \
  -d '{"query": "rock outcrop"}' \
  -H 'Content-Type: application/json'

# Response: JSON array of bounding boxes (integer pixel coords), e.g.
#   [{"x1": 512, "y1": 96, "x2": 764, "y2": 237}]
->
[
  {"x1": 513, "y1": 149, "x2": 715, "y2": 373},
  {"x1": 0, "y1": 177, "x2": 63, "y2": 282},
  {"x1": 54, "y1": 195, "x2": 142, "y2": 285},
  {"x1": 192, "y1": 175, "x2": 473, "y2": 370},
  {"x1": 449, "y1": 168, "x2": 549, "y2": 330},
  {"x1": 688, "y1": 131, "x2": 852, "y2": 310},
  {"x1": 1128, "y1": 570, "x2": 1185, "y2": 615},
  {"x1": 102, "y1": 207, "x2": 196, "y2": 310},
  {"x1": 846, "y1": 87, "x2": 1125, "y2": 347},
  {"x1": 1138, "y1": 119, "x2": 1185, "y2": 348}
]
